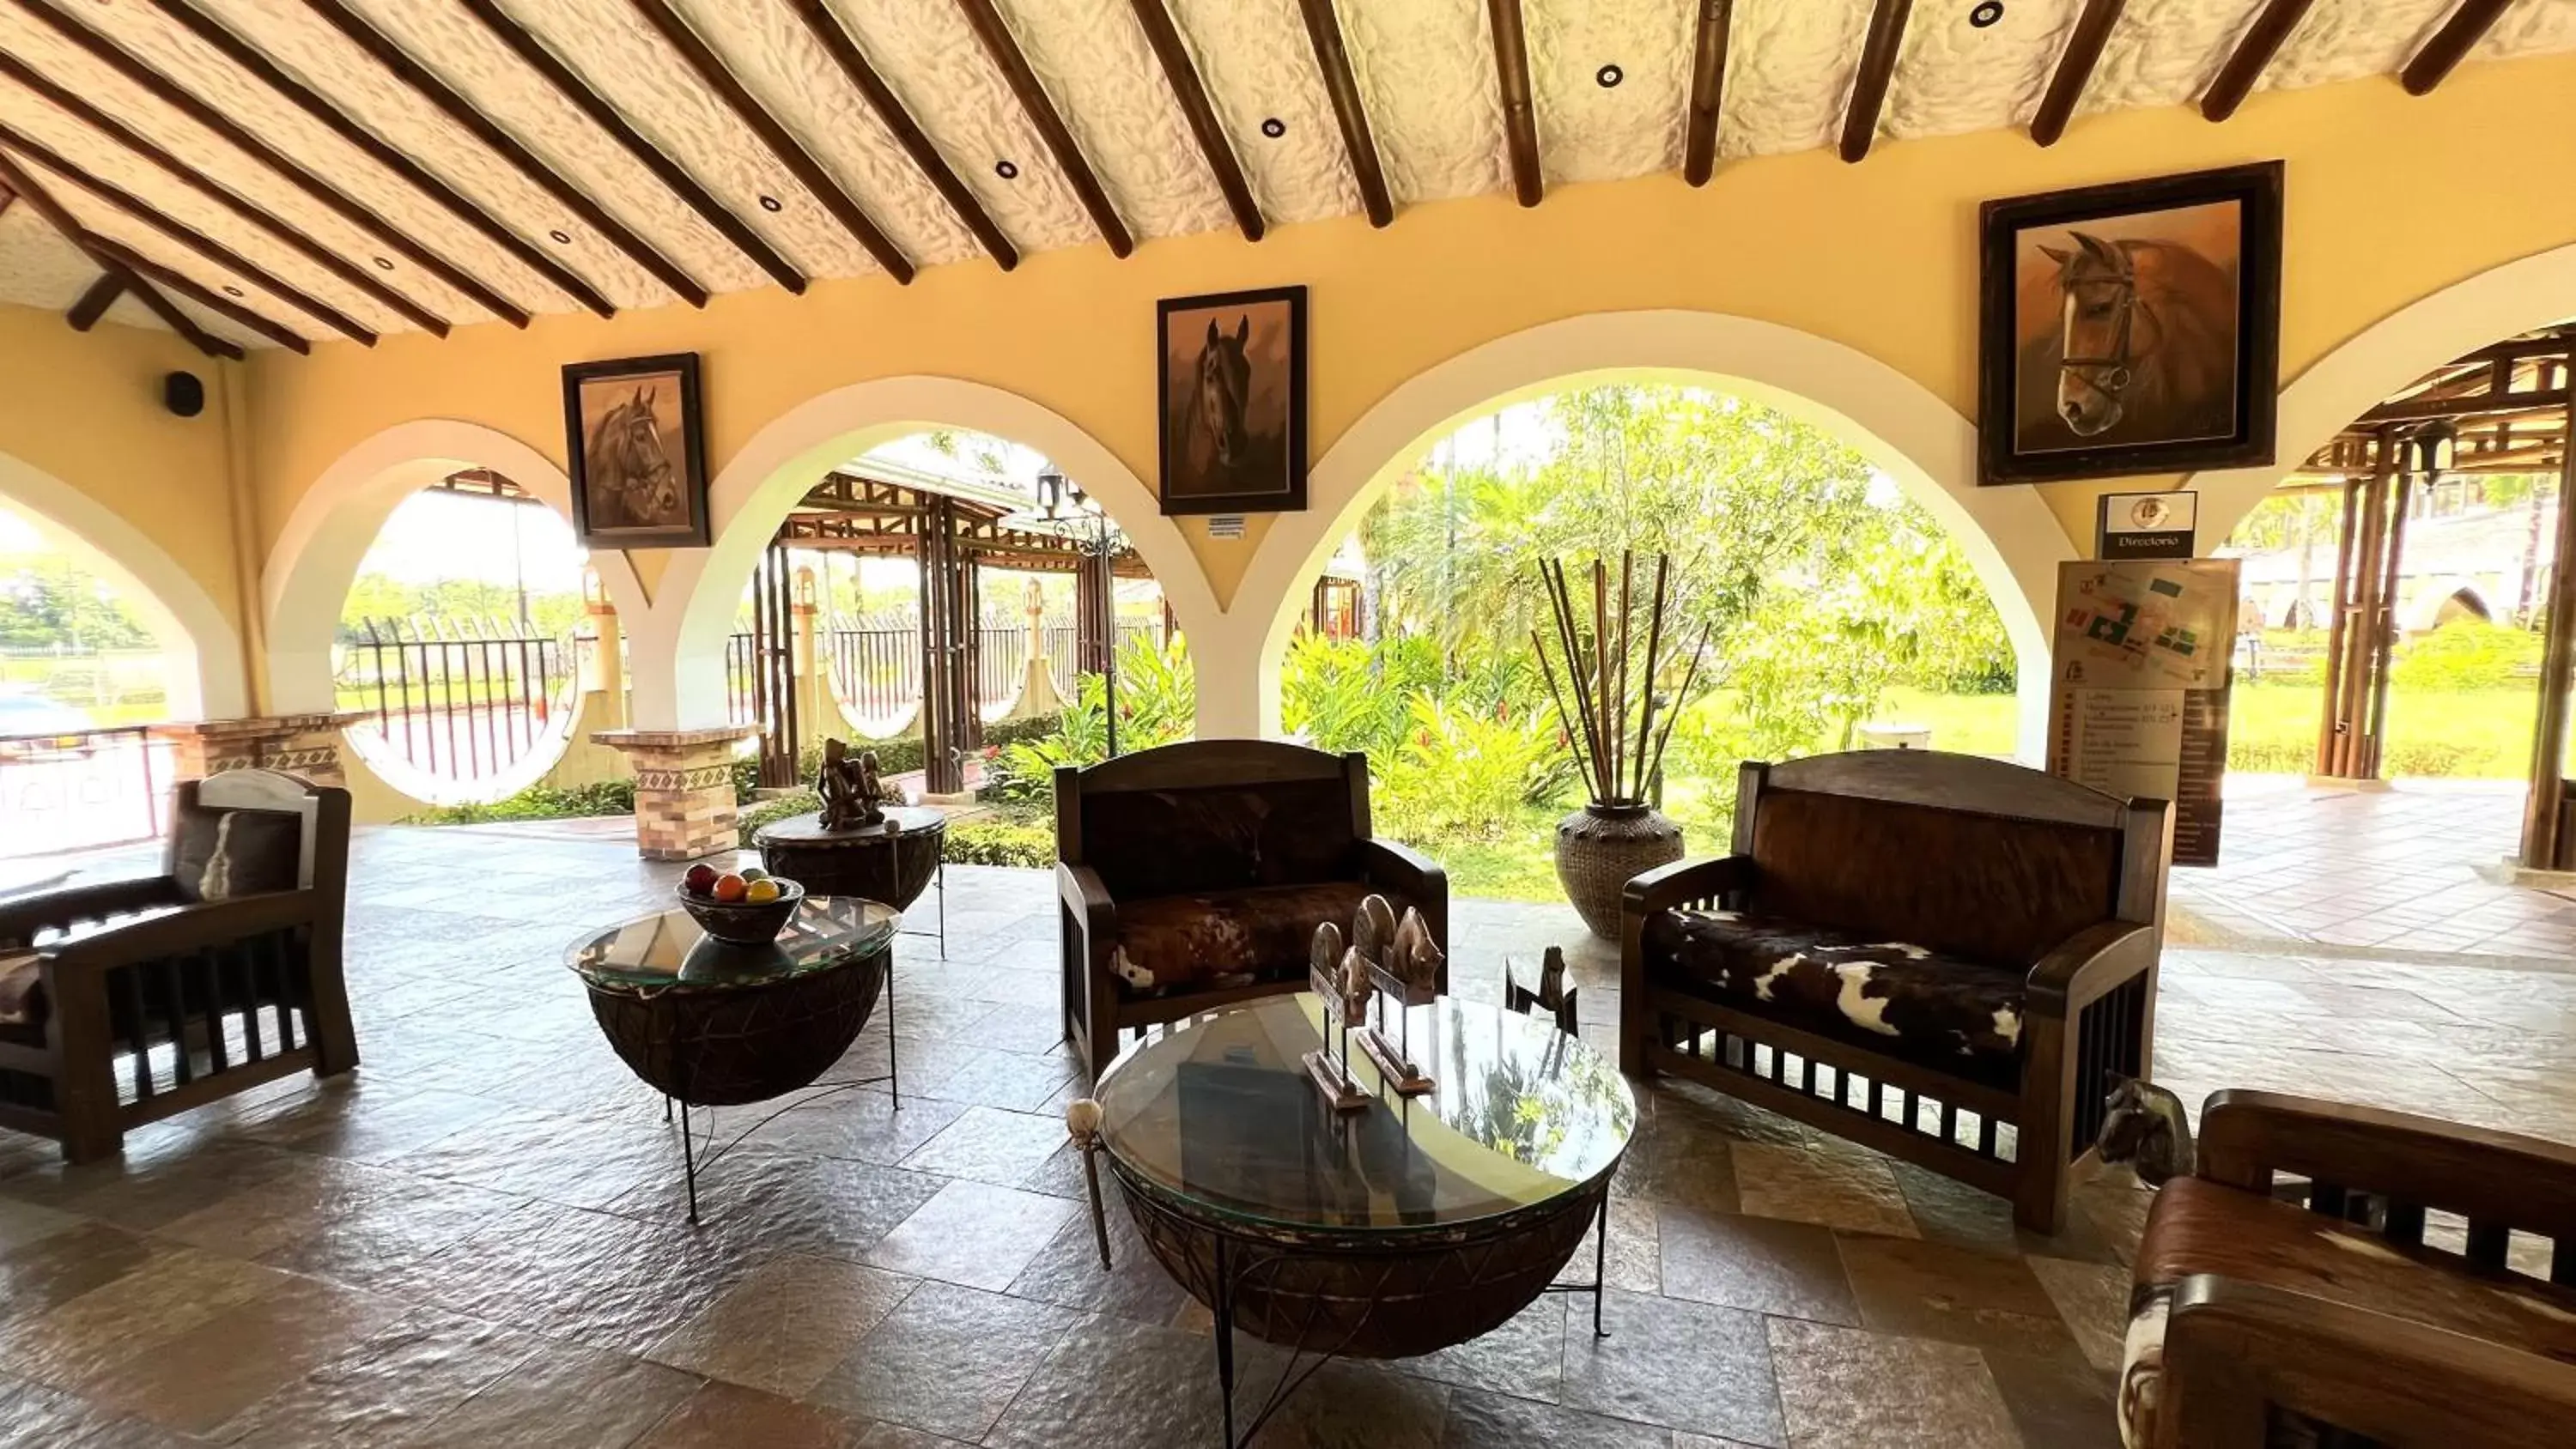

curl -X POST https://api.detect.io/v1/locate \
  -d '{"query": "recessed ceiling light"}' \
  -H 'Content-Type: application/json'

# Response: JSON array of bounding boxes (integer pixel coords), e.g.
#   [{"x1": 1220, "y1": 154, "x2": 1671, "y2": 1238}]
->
[
  {"x1": 1260, "y1": 117, "x2": 1285, "y2": 138},
  {"x1": 758, "y1": 194, "x2": 782, "y2": 212},
  {"x1": 994, "y1": 160, "x2": 1018, "y2": 180},
  {"x1": 222, "y1": 284, "x2": 244, "y2": 297},
  {"x1": 549, "y1": 228, "x2": 573, "y2": 245},
  {"x1": 1595, "y1": 64, "x2": 1623, "y2": 88},
  {"x1": 372, "y1": 256, "x2": 394, "y2": 270},
  {"x1": 1970, "y1": 1, "x2": 2004, "y2": 27}
]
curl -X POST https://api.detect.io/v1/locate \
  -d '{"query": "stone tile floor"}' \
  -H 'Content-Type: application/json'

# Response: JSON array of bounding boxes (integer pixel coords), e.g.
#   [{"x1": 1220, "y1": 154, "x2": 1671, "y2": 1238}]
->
[{"x1": 6, "y1": 825, "x2": 2576, "y2": 1447}]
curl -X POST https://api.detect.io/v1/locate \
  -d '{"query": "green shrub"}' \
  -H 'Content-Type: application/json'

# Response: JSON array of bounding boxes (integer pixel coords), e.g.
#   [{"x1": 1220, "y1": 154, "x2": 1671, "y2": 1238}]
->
[
  {"x1": 945, "y1": 819, "x2": 1054, "y2": 868},
  {"x1": 398, "y1": 778, "x2": 636, "y2": 825},
  {"x1": 738, "y1": 788, "x2": 821, "y2": 834},
  {"x1": 2391, "y1": 621, "x2": 2542, "y2": 692},
  {"x1": 2385, "y1": 737, "x2": 2496, "y2": 779},
  {"x1": 984, "y1": 635, "x2": 1195, "y2": 804},
  {"x1": 1376, "y1": 696, "x2": 1557, "y2": 843},
  {"x1": 2226, "y1": 736, "x2": 2312, "y2": 775}
]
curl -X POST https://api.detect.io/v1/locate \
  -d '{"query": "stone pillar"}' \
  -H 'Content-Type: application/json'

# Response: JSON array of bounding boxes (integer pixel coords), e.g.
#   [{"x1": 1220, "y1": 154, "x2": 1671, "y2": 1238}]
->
[
  {"x1": 1008, "y1": 575, "x2": 1067, "y2": 719},
  {"x1": 592, "y1": 727, "x2": 756, "y2": 860},
  {"x1": 150, "y1": 712, "x2": 367, "y2": 787},
  {"x1": 542, "y1": 598, "x2": 633, "y2": 790}
]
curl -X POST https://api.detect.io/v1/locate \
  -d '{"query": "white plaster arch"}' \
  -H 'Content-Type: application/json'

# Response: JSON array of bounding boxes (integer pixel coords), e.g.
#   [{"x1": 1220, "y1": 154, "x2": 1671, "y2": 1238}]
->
[
  {"x1": 265, "y1": 420, "x2": 647, "y2": 715},
  {"x1": 640, "y1": 376, "x2": 1222, "y2": 731},
  {"x1": 0, "y1": 448, "x2": 244, "y2": 720},
  {"x1": 2190, "y1": 241, "x2": 2576, "y2": 545},
  {"x1": 1224, "y1": 310, "x2": 2073, "y2": 758}
]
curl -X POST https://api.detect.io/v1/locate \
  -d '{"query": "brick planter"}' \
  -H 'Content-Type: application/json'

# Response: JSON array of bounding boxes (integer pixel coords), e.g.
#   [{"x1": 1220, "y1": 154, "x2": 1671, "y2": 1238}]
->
[{"x1": 592, "y1": 727, "x2": 756, "y2": 860}]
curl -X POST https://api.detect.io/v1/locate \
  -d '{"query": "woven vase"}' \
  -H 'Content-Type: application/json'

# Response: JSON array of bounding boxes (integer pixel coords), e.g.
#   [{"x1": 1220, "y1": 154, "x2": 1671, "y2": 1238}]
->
[{"x1": 1555, "y1": 803, "x2": 1685, "y2": 938}]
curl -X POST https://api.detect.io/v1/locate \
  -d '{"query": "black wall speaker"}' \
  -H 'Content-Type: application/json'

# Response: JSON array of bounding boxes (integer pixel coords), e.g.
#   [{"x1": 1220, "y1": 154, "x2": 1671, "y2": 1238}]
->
[{"x1": 163, "y1": 370, "x2": 205, "y2": 418}]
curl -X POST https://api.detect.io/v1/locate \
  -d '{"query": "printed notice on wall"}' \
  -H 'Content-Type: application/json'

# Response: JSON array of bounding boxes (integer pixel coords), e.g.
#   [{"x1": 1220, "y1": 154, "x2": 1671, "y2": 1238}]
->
[{"x1": 2045, "y1": 559, "x2": 2240, "y2": 867}]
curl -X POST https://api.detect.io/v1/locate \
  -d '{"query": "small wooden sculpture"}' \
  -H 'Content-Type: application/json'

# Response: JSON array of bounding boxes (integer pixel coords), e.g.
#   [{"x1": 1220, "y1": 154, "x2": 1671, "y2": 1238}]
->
[
  {"x1": 1506, "y1": 945, "x2": 1580, "y2": 1035},
  {"x1": 815, "y1": 739, "x2": 888, "y2": 831},
  {"x1": 1356, "y1": 902, "x2": 1437, "y2": 1096},
  {"x1": 1388, "y1": 907, "x2": 1443, "y2": 1003},
  {"x1": 1339, "y1": 948, "x2": 1375, "y2": 1028},
  {"x1": 1302, "y1": 920, "x2": 1367, "y2": 1112},
  {"x1": 1352, "y1": 894, "x2": 1398, "y2": 973}
]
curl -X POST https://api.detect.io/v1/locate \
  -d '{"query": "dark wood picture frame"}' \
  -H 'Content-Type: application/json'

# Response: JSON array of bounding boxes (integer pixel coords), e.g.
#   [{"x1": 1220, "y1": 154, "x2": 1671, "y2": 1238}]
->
[
  {"x1": 562, "y1": 351, "x2": 711, "y2": 549},
  {"x1": 1978, "y1": 161, "x2": 2283, "y2": 486},
  {"x1": 1157, "y1": 284, "x2": 1308, "y2": 516}
]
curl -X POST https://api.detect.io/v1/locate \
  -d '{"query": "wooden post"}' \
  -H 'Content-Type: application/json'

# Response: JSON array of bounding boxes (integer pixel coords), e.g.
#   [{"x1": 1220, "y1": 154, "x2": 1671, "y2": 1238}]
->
[
  {"x1": 2520, "y1": 380, "x2": 2576, "y2": 869},
  {"x1": 919, "y1": 495, "x2": 976, "y2": 797},
  {"x1": 2318, "y1": 428, "x2": 2398, "y2": 780},
  {"x1": 2313, "y1": 470, "x2": 2364, "y2": 774},
  {"x1": 2363, "y1": 469, "x2": 2417, "y2": 780},
  {"x1": 1075, "y1": 549, "x2": 1114, "y2": 679}
]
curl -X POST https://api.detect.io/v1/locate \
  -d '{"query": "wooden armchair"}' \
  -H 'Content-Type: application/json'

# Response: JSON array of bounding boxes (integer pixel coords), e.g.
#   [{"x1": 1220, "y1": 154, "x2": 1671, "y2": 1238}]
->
[
  {"x1": 1620, "y1": 749, "x2": 2169, "y2": 1233},
  {"x1": 2122, "y1": 1091, "x2": 2576, "y2": 1447},
  {"x1": 0, "y1": 769, "x2": 356, "y2": 1161},
  {"x1": 1058, "y1": 740, "x2": 1446, "y2": 1081}
]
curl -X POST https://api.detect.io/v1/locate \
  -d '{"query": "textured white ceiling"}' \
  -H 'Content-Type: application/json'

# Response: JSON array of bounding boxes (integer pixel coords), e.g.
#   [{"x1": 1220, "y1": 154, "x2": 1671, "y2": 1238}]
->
[{"x1": 2, "y1": 0, "x2": 2573, "y2": 347}]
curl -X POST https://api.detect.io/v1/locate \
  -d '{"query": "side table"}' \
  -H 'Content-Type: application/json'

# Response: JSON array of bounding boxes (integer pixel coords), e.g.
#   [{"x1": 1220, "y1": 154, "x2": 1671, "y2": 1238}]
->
[{"x1": 756, "y1": 806, "x2": 946, "y2": 956}]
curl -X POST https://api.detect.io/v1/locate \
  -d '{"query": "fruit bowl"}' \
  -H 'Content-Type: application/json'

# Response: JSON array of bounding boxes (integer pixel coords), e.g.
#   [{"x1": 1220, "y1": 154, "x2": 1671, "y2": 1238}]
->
[{"x1": 677, "y1": 875, "x2": 805, "y2": 946}]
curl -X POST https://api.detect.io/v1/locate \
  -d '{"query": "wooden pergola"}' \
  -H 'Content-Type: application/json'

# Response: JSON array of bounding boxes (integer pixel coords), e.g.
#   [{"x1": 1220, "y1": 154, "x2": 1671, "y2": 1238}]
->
[
  {"x1": 738, "y1": 467, "x2": 1146, "y2": 795},
  {"x1": 2289, "y1": 324, "x2": 2576, "y2": 870}
]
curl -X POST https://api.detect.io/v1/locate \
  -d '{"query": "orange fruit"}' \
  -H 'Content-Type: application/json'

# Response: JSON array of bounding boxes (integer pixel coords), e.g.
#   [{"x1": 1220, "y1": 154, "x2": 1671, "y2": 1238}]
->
[{"x1": 713, "y1": 873, "x2": 748, "y2": 903}]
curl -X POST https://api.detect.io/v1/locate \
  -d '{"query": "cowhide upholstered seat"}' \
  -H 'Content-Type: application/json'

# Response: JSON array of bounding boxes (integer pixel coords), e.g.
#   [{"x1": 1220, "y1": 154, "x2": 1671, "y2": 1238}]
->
[
  {"x1": 1623, "y1": 750, "x2": 2170, "y2": 1234},
  {"x1": 2113, "y1": 1090, "x2": 2576, "y2": 1448},
  {"x1": 1644, "y1": 907, "x2": 2026, "y2": 1088},
  {"x1": 1058, "y1": 741, "x2": 1446, "y2": 1081}
]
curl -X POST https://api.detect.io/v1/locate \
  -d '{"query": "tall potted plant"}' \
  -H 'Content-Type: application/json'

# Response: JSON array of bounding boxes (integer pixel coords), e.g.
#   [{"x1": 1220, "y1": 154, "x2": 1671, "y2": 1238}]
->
[{"x1": 1532, "y1": 553, "x2": 1708, "y2": 937}]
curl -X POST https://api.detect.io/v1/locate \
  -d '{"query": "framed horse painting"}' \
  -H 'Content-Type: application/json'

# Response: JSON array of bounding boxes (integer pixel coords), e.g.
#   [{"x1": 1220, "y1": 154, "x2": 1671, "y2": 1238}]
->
[
  {"x1": 1157, "y1": 285, "x2": 1307, "y2": 515},
  {"x1": 1978, "y1": 162, "x2": 2283, "y2": 486},
  {"x1": 562, "y1": 352, "x2": 710, "y2": 549}
]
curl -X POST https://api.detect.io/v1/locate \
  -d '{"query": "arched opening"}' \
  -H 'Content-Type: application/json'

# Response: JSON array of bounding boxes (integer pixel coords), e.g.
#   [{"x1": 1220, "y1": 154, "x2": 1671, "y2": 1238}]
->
[
  {"x1": 1270, "y1": 383, "x2": 2018, "y2": 897},
  {"x1": 1224, "y1": 312, "x2": 2069, "y2": 756}
]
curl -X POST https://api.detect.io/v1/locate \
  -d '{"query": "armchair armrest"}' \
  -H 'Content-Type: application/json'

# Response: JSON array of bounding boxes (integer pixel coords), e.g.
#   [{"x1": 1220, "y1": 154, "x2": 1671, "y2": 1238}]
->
[
  {"x1": 1357, "y1": 838, "x2": 1445, "y2": 905},
  {"x1": 1056, "y1": 862, "x2": 1117, "y2": 942},
  {"x1": 2194, "y1": 1090, "x2": 2576, "y2": 1238},
  {"x1": 2022, "y1": 920, "x2": 2157, "y2": 1016},
  {"x1": 2160, "y1": 1273, "x2": 2576, "y2": 1448},
  {"x1": 40, "y1": 891, "x2": 317, "y2": 977},
  {"x1": 0, "y1": 876, "x2": 184, "y2": 947},
  {"x1": 1621, "y1": 855, "x2": 1754, "y2": 920}
]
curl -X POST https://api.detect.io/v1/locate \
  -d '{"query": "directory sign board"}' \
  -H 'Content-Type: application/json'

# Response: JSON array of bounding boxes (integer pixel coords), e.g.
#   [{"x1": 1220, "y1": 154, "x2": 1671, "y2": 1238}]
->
[{"x1": 2046, "y1": 559, "x2": 2240, "y2": 866}]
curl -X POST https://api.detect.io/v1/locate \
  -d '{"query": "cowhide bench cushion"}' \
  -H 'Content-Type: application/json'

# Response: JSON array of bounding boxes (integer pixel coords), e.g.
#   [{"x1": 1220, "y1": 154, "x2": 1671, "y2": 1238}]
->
[
  {"x1": 1643, "y1": 906, "x2": 2026, "y2": 1086},
  {"x1": 1109, "y1": 882, "x2": 1421, "y2": 997},
  {"x1": 2119, "y1": 1175, "x2": 2576, "y2": 1448}
]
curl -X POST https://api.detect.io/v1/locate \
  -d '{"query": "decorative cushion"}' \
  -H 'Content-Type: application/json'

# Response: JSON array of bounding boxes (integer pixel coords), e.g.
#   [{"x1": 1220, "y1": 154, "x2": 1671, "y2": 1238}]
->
[
  {"x1": 1644, "y1": 906, "x2": 2026, "y2": 1086},
  {"x1": 172, "y1": 807, "x2": 303, "y2": 903},
  {"x1": 1111, "y1": 882, "x2": 1419, "y2": 997},
  {"x1": 2119, "y1": 1176, "x2": 2576, "y2": 1448}
]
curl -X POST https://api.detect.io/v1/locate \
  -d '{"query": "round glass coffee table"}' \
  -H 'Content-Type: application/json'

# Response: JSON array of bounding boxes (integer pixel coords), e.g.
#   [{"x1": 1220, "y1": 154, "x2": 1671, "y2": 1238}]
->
[
  {"x1": 567, "y1": 895, "x2": 901, "y2": 1219},
  {"x1": 1087, "y1": 993, "x2": 1635, "y2": 1446}
]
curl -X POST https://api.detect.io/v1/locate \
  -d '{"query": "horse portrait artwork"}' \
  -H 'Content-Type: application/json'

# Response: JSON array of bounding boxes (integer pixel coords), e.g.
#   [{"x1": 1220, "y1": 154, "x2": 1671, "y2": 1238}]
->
[
  {"x1": 1978, "y1": 163, "x2": 2281, "y2": 485},
  {"x1": 1157, "y1": 285, "x2": 1307, "y2": 515},
  {"x1": 562, "y1": 353, "x2": 710, "y2": 549}
]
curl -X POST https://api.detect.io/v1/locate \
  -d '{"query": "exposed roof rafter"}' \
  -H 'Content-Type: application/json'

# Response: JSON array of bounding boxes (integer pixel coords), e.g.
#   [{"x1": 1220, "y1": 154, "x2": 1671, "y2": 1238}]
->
[
  {"x1": 1839, "y1": 0, "x2": 1912, "y2": 162},
  {"x1": 625, "y1": 0, "x2": 913, "y2": 282},
  {"x1": 1487, "y1": 0, "x2": 1541, "y2": 205},
  {"x1": 954, "y1": 0, "x2": 1133, "y2": 258},
  {"x1": 1129, "y1": 0, "x2": 1264, "y2": 242},
  {"x1": 94, "y1": 235, "x2": 311, "y2": 354},
  {"x1": 2403, "y1": 0, "x2": 2513, "y2": 96},
  {"x1": 2030, "y1": 0, "x2": 2124, "y2": 147},
  {"x1": 139, "y1": 0, "x2": 615, "y2": 316},
  {"x1": 2202, "y1": 0, "x2": 2318, "y2": 123},
  {"x1": 0, "y1": 144, "x2": 238, "y2": 359},
  {"x1": 784, "y1": 0, "x2": 1015, "y2": 271},
  {"x1": 65, "y1": 272, "x2": 122, "y2": 330},
  {"x1": 1294, "y1": 0, "x2": 1391, "y2": 227},
  {"x1": 1681, "y1": 0, "x2": 1734, "y2": 186}
]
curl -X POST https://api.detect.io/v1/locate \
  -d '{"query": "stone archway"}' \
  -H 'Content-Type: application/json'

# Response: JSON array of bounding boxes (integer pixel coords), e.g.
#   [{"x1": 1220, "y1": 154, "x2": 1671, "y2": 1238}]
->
[
  {"x1": 1217, "y1": 311, "x2": 2072, "y2": 757},
  {"x1": 638, "y1": 377, "x2": 1222, "y2": 731},
  {"x1": 0, "y1": 447, "x2": 245, "y2": 720}
]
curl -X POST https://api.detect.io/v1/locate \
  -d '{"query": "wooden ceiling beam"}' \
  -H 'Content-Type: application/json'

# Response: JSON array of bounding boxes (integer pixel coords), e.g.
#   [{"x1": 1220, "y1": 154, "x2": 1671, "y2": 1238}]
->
[
  {"x1": 1487, "y1": 0, "x2": 1541, "y2": 204},
  {"x1": 139, "y1": 0, "x2": 614, "y2": 316},
  {"x1": 2201, "y1": 0, "x2": 2316, "y2": 123},
  {"x1": 9, "y1": 0, "x2": 523, "y2": 326},
  {"x1": 2030, "y1": 0, "x2": 2123, "y2": 146},
  {"x1": 2403, "y1": 0, "x2": 2513, "y2": 96},
  {"x1": 1128, "y1": 0, "x2": 1263, "y2": 241},
  {"x1": 0, "y1": 145, "x2": 237, "y2": 358},
  {"x1": 0, "y1": 126, "x2": 374, "y2": 345},
  {"x1": 785, "y1": 0, "x2": 1015, "y2": 270},
  {"x1": 0, "y1": 49, "x2": 450, "y2": 335},
  {"x1": 954, "y1": 0, "x2": 1133, "y2": 258},
  {"x1": 65, "y1": 272, "x2": 123, "y2": 330},
  {"x1": 626, "y1": 0, "x2": 913, "y2": 282},
  {"x1": 93, "y1": 235, "x2": 310, "y2": 354},
  {"x1": 0, "y1": 179, "x2": 13, "y2": 218},
  {"x1": 454, "y1": 0, "x2": 803, "y2": 294},
  {"x1": 1295, "y1": 0, "x2": 1392, "y2": 227},
  {"x1": 1681, "y1": 0, "x2": 1733, "y2": 185},
  {"x1": 307, "y1": 0, "x2": 705, "y2": 307},
  {"x1": 1839, "y1": 0, "x2": 1912, "y2": 162}
]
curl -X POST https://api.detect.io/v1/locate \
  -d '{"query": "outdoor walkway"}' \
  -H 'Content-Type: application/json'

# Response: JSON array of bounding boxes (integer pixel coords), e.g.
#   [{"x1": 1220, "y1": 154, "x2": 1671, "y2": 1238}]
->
[
  {"x1": 7, "y1": 825, "x2": 2576, "y2": 1446},
  {"x1": 2172, "y1": 775, "x2": 2576, "y2": 963}
]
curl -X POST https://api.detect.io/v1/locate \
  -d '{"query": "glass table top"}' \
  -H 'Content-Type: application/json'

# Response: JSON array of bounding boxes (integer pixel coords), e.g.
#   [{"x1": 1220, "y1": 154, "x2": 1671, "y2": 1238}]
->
[
  {"x1": 1094, "y1": 994, "x2": 1637, "y2": 1234},
  {"x1": 565, "y1": 897, "x2": 899, "y2": 993}
]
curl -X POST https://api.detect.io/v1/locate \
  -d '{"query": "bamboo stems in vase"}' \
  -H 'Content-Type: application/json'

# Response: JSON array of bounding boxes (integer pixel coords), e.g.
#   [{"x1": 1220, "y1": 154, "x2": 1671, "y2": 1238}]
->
[{"x1": 1532, "y1": 552, "x2": 1707, "y2": 936}]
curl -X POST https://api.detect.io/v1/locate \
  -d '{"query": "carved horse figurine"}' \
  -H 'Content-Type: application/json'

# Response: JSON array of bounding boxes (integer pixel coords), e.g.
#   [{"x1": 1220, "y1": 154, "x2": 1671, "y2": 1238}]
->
[
  {"x1": 1389, "y1": 907, "x2": 1443, "y2": 1000},
  {"x1": 2037, "y1": 232, "x2": 2239, "y2": 443},
  {"x1": 585, "y1": 385, "x2": 680, "y2": 529},
  {"x1": 1351, "y1": 894, "x2": 1399, "y2": 975}
]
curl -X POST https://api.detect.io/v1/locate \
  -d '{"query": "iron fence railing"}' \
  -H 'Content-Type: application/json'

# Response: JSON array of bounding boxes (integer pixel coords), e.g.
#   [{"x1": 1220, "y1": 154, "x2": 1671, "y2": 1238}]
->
[
  {"x1": 0, "y1": 724, "x2": 167, "y2": 858},
  {"x1": 337, "y1": 617, "x2": 573, "y2": 786}
]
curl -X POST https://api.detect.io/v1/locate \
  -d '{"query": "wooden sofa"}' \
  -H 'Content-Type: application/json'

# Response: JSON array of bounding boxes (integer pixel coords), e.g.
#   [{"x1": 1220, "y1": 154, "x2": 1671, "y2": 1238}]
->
[
  {"x1": 2120, "y1": 1091, "x2": 2576, "y2": 1447},
  {"x1": 1620, "y1": 749, "x2": 2167, "y2": 1234},
  {"x1": 0, "y1": 769, "x2": 356, "y2": 1161},
  {"x1": 1058, "y1": 740, "x2": 1446, "y2": 1081}
]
